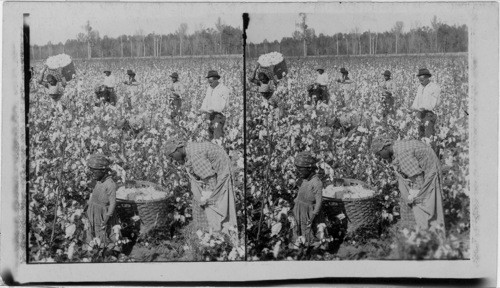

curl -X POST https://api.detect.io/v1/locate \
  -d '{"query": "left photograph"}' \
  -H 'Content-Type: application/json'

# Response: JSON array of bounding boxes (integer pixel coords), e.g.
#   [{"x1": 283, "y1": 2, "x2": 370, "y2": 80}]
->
[{"x1": 27, "y1": 3, "x2": 245, "y2": 263}]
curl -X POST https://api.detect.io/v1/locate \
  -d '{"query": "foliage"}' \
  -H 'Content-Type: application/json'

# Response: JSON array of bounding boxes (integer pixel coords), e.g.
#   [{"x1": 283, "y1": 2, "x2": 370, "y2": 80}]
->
[
  {"x1": 245, "y1": 54, "x2": 469, "y2": 260},
  {"x1": 28, "y1": 57, "x2": 243, "y2": 262}
]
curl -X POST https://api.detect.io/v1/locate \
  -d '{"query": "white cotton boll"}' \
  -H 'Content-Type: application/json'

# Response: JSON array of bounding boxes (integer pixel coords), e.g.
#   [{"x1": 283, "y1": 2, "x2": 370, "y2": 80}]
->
[
  {"x1": 271, "y1": 222, "x2": 282, "y2": 237},
  {"x1": 272, "y1": 241, "x2": 282, "y2": 258}
]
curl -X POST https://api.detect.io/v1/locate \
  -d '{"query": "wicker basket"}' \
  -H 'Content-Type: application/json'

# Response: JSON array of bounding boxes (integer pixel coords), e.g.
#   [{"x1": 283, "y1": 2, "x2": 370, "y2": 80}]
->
[
  {"x1": 258, "y1": 59, "x2": 288, "y2": 80},
  {"x1": 61, "y1": 61, "x2": 76, "y2": 81},
  {"x1": 322, "y1": 178, "x2": 378, "y2": 234},
  {"x1": 115, "y1": 180, "x2": 172, "y2": 235},
  {"x1": 46, "y1": 61, "x2": 76, "y2": 82}
]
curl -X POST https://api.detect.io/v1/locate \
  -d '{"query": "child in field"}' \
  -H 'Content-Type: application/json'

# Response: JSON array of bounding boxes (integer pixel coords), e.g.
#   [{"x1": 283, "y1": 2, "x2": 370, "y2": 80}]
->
[
  {"x1": 292, "y1": 151, "x2": 323, "y2": 245},
  {"x1": 85, "y1": 153, "x2": 120, "y2": 248}
]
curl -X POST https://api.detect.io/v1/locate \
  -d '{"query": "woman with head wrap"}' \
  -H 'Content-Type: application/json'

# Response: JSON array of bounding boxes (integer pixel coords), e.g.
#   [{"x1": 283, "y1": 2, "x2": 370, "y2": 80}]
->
[
  {"x1": 292, "y1": 151, "x2": 323, "y2": 244},
  {"x1": 37, "y1": 64, "x2": 67, "y2": 103},
  {"x1": 164, "y1": 139, "x2": 238, "y2": 235},
  {"x1": 123, "y1": 69, "x2": 141, "y2": 109},
  {"x1": 335, "y1": 67, "x2": 354, "y2": 108},
  {"x1": 371, "y1": 137, "x2": 445, "y2": 231},
  {"x1": 249, "y1": 63, "x2": 280, "y2": 109},
  {"x1": 85, "y1": 153, "x2": 120, "y2": 248}
]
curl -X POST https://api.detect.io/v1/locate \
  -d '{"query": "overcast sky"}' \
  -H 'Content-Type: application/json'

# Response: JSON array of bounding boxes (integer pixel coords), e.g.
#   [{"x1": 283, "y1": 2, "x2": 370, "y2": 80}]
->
[
  {"x1": 29, "y1": 2, "x2": 470, "y2": 46},
  {"x1": 29, "y1": 2, "x2": 243, "y2": 45},
  {"x1": 247, "y1": 11, "x2": 469, "y2": 43}
]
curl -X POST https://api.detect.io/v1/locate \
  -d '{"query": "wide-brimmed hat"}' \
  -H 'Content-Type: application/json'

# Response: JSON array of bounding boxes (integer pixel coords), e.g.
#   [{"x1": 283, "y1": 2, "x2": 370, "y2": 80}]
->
[
  {"x1": 382, "y1": 70, "x2": 391, "y2": 77},
  {"x1": 205, "y1": 70, "x2": 221, "y2": 79},
  {"x1": 170, "y1": 72, "x2": 179, "y2": 79},
  {"x1": 103, "y1": 70, "x2": 111, "y2": 73},
  {"x1": 315, "y1": 66, "x2": 324, "y2": 71},
  {"x1": 87, "y1": 153, "x2": 111, "y2": 170},
  {"x1": 127, "y1": 69, "x2": 135, "y2": 76},
  {"x1": 416, "y1": 68, "x2": 432, "y2": 77},
  {"x1": 294, "y1": 151, "x2": 317, "y2": 168},
  {"x1": 340, "y1": 67, "x2": 348, "y2": 74}
]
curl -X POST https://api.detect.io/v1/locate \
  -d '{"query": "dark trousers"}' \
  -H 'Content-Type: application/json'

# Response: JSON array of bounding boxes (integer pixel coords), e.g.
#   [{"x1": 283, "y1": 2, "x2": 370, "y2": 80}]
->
[
  {"x1": 307, "y1": 85, "x2": 329, "y2": 105},
  {"x1": 101, "y1": 87, "x2": 117, "y2": 106},
  {"x1": 416, "y1": 110, "x2": 437, "y2": 139},
  {"x1": 208, "y1": 112, "x2": 226, "y2": 140},
  {"x1": 170, "y1": 96, "x2": 182, "y2": 120},
  {"x1": 318, "y1": 85, "x2": 330, "y2": 104},
  {"x1": 417, "y1": 110, "x2": 438, "y2": 153},
  {"x1": 382, "y1": 94, "x2": 395, "y2": 118}
]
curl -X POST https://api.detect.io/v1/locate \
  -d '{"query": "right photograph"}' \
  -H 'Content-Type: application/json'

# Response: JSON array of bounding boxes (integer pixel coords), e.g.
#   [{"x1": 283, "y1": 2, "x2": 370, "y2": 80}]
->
[{"x1": 245, "y1": 9, "x2": 470, "y2": 260}]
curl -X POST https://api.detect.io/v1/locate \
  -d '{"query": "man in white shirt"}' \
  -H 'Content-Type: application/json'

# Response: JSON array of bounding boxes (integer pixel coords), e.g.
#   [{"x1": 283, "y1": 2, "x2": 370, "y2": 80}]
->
[
  {"x1": 314, "y1": 66, "x2": 329, "y2": 104},
  {"x1": 200, "y1": 70, "x2": 229, "y2": 140},
  {"x1": 169, "y1": 72, "x2": 185, "y2": 121},
  {"x1": 315, "y1": 67, "x2": 329, "y2": 86},
  {"x1": 103, "y1": 70, "x2": 117, "y2": 106},
  {"x1": 411, "y1": 68, "x2": 441, "y2": 150}
]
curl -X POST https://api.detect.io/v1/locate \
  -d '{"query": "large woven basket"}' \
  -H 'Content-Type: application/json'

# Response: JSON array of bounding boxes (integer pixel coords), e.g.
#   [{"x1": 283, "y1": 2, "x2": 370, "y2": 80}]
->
[
  {"x1": 116, "y1": 180, "x2": 172, "y2": 235},
  {"x1": 322, "y1": 178, "x2": 378, "y2": 234},
  {"x1": 258, "y1": 59, "x2": 288, "y2": 80},
  {"x1": 46, "y1": 61, "x2": 76, "y2": 82}
]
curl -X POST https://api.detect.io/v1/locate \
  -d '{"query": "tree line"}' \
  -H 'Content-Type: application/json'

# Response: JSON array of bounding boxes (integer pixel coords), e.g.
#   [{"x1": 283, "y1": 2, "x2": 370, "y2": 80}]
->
[
  {"x1": 248, "y1": 15, "x2": 467, "y2": 57},
  {"x1": 31, "y1": 18, "x2": 243, "y2": 60},
  {"x1": 31, "y1": 15, "x2": 467, "y2": 60}
]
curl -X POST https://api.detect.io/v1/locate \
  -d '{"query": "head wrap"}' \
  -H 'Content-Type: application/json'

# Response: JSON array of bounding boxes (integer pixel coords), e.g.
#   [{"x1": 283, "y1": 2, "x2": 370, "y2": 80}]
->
[
  {"x1": 164, "y1": 138, "x2": 185, "y2": 156},
  {"x1": 370, "y1": 137, "x2": 394, "y2": 154},
  {"x1": 88, "y1": 153, "x2": 111, "y2": 169},
  {"x1": 294, "y1": 151, "x2": 317, "y2": 168}
]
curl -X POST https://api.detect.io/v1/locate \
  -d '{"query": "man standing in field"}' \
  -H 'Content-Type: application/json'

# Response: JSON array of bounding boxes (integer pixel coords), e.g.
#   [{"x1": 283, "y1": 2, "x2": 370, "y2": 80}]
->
[
  {"x1": 411, "y1": 68, "x2": 441, "y2": 151},
  {"x1": 309, "y1": 66, "x2": 329, "y2": 105},
  {"x1": 103, "y1": 70, "x2": 117, "y2": 106},
  {"x1": 380, "y1": 70, "x2": 395, "y2": 119},
  {"x1": 200, "y1": 70, "x2": 230, "y2": 141},
  {"x1": 169, "y1": 72, "x2": 185, "y2": 122},
  {"x1": 371, "y1": 136, "x2": 445, "y2": 232}
]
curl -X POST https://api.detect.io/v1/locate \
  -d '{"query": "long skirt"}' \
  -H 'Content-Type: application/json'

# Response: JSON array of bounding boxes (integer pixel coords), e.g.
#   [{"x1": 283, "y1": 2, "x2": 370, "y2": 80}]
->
[
  {"x1": 86, "y1": 201, "x2": 120, "y2": 248},
  {"x1": 188, "y1": 170, "x2": 238, "y2": 234},
  {"x1": 397, "y1": 170, "x2": 445, "y2": 231}
]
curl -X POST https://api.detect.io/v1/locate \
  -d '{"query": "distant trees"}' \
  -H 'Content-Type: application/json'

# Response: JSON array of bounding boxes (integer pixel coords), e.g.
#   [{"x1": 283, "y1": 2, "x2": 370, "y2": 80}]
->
[
  {"x1": 293, "y1": 13, "x2": 316, "y2": 56},
  {"x1": 31, "y1": 17, "x2": 467, "y2": 60},
  {"x1": 392, "y1": 21, "x2": 404, "y2": 54},
  {"x1": 176, "y1": 23, "x2": 188, "y2": 57},
  {"x1": 31, "y1": 19, "x2": 243, "y2": 60},
  {"x1": 247, "y1": 15, "x2": 467, "y2": 58}
]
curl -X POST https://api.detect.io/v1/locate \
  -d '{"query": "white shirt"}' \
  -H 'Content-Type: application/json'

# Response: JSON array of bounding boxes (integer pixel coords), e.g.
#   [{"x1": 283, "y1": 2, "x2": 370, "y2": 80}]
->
[
  {"x1": 315, "y1": 73, "x2": 329, "y2": 86},
  {"x1": 125, "y1": 78, "x2": 140, "y2": 94},
  {"x1": 170, "y1": 81, "x2": 185, "y2": 98},
  {"x1": 411, "y1": 82, "x2": 441, "y2": 111},
  {"x1": 381, "y1": 79, "x2": 395, "y2": 94},
  {"x1": 103, "y1": 75, "x2": 116, "y2": 88},
  {"x1": 201, "y1": 83, "x2": 230, "y2": 113}
]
